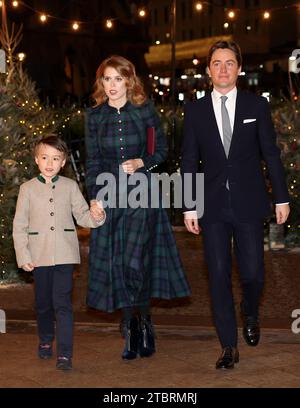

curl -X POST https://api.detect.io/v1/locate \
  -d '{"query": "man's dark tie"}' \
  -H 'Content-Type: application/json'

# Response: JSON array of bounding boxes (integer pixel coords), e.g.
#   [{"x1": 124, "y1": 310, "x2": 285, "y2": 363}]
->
[
  {"x1": 221, "y1": 95, "x2": 232, "y2": 157},
  {"x1": 221, "y1": 95, "x2": 232, "y2": 189}
]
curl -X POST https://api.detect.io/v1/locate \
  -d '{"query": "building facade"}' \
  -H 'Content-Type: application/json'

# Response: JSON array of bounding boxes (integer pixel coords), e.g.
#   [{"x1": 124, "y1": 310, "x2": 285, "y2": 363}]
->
[{"x1": 146, "y1": 0, "x2": 299, "y2": 100}]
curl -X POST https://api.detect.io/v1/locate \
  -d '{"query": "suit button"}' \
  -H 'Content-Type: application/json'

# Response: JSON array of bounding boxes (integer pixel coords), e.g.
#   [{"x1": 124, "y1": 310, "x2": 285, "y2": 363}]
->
[
  {"x1": 50, "y1": 226, "x2": 55, "y2": 231},
  {"x1": 52, "y1": 185, "x2": 55, "y2": 189},
  {"x1": 49, "y1": 198, "x2": 53, "y2": 202},
  {"x1": 50, "y1": 212, "x2": 54, "y2": 216}
]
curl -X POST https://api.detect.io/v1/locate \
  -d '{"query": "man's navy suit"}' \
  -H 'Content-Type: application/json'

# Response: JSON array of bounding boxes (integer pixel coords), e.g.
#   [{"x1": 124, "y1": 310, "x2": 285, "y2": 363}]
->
[{"x1": 182, "y1": 90, "x2": 289, "y2": 347}]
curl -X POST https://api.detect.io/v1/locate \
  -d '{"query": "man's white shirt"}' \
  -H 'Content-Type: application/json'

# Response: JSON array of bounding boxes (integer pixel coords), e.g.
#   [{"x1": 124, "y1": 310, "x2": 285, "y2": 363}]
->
[{"x1": 211, "y1": 86, "x2": 237, "y2": 144}]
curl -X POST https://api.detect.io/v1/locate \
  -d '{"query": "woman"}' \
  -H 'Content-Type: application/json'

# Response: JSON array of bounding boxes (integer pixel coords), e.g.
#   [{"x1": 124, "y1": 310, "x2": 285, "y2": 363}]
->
[{"x1": 85, "y1": 55, "x2": 190, "y2": 360}]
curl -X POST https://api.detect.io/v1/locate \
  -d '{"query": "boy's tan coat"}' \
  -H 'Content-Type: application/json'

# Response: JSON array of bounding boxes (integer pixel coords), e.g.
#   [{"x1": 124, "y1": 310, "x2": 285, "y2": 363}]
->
[{"x1": 13, "y1": 176, "x2": 103, "y2": 267}]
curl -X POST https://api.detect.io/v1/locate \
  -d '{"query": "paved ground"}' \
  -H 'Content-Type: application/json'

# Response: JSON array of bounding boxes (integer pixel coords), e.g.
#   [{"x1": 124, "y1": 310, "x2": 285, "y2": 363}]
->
[
  {"x1": 1, "y1": 322, "x2": 300, "y2": 388},
  {"x1": 1, "y1": 229, "x2": 300, "y2": 388}
]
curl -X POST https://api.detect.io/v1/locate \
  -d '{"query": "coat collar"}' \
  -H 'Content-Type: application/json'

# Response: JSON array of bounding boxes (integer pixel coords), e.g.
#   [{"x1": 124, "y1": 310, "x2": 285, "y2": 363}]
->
[
  {"x1": 104, "y1": 100, "x2": 133, "y2": 113},
  {"x1": 37, "y1": 174, "x2": 59, "y2": 184}
]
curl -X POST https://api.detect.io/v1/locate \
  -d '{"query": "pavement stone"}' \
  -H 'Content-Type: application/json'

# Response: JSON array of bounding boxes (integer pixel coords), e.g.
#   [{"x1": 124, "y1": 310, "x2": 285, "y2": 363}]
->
[{"x1": 1, "y1": 322, "x2": 300, "y2": 388}]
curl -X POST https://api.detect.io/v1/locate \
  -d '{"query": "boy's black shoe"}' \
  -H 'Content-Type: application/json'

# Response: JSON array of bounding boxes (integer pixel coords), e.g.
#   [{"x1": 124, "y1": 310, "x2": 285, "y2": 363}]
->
[
  {"x1": 56, "y1": 356, "x2": 72, "y2": 370},
  {"x1": 240, "y1": 302, "x2": 260, "y2": 346},
  {"x1": 38, "y1": 344, "x2": 52, "y2": 360}
]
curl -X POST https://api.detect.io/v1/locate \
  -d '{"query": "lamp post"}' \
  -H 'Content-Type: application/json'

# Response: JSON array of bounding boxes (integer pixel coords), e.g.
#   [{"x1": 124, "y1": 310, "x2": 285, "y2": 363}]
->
[
  {"x1": 170, "y1": 0, "x2": 177, "y2": 223},
  {"x1": 170, "y1": 0, "x2": 177, "y2": 127}
]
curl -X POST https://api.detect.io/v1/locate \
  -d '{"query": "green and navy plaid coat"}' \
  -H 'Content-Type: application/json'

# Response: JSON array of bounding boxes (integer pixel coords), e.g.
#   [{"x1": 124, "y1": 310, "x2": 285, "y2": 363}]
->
[{"x1": 85, "y1": 99, "x2": 190, "y2": 312}]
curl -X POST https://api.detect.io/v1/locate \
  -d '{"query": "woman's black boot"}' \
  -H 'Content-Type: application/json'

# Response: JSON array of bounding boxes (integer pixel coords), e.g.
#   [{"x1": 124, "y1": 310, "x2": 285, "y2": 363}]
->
[
  {"x1": 120, "y1": 317, "x2": 139, "y2": 360},
  {"x1": 138, "y1": 315, "x2": 156, "y2": 358}
]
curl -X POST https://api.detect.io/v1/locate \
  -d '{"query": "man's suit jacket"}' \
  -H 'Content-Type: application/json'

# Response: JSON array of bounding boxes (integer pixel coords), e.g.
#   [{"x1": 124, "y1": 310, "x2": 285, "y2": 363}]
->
[
  {"x1": 13, "y1": 176, "x2": 104, "y2": 267},
  {"x1": 181, "y1": 90, "x2": 289, "y2": 223}
]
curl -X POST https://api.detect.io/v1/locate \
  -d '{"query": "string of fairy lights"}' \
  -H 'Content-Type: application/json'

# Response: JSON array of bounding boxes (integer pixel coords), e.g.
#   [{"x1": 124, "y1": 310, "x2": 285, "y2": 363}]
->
[
  {"x1": 1, "y1": 1, "x2": 299, "y2": 34},
  {"x1": 0, "y1": 0, "x2": 147, "y2": 31}
]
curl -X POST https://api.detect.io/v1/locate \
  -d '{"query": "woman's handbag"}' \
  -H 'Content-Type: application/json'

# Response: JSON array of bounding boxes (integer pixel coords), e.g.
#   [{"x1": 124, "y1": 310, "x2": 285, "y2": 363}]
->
[{"x1": 147, "y1": 127, "x2": 156, "y2": 155}]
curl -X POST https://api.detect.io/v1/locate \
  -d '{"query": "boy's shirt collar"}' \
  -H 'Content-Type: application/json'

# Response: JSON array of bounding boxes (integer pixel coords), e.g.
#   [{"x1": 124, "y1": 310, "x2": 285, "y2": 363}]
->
[{"x1": 37, "y1": 174, "x2": 59, "y2": 184}]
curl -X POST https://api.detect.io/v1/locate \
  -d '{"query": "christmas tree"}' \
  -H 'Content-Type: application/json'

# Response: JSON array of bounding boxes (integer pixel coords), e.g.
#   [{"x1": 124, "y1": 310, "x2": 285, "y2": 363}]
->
[
  {"x1": 272, "y1": 96, "x2": 300, "y2": 246},
  {"x1": 0, "y1": 16, "x2": 57, "y2": 281}
]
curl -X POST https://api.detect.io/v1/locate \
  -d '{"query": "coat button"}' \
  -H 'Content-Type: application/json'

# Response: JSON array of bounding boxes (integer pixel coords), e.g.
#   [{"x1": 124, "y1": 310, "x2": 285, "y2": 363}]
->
[
  {"x1": 49, "y1": 198, "x2": 53, "y2": 202},
  {"x1": 50, "y1": 212, "x2": 54, "y2": 216},
  {"x1": 52, "y1": 185, "x2": 55, "y2": 189},
  {"x1": 50, "y1": 226, "x2": 55, "y2": 231}
]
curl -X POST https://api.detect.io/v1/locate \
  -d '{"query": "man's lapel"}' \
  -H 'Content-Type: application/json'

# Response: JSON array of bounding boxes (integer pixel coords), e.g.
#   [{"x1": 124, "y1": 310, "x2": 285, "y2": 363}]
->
[
  {"x1": 205, "y1": 92, "x2": 227, "y2": 159},
  {"x1": 228, "y1": 90, "x2": 245, "y2": 158}
]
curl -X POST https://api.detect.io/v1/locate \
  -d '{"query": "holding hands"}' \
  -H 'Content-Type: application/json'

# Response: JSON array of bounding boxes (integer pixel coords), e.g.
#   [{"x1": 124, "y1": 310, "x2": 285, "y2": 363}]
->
[
  {"x1": 22, "y1": 263, "x2": 35, "y2": 272},
  {"x1": 90, "y1": 200, "x2": 106, "y2": 223}
]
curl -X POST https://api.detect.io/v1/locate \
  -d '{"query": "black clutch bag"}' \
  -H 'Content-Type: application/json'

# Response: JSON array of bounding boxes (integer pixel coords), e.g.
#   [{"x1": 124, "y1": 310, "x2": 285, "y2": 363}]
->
[{"x1": 147, "y1": 127, "x2": 155, "y2": 155}]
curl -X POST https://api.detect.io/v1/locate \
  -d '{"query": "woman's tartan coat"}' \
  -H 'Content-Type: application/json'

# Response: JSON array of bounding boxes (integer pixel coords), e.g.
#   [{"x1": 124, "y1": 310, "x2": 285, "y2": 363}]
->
[{"x1": 85, "y1": 99, "x2": 191, "y2": 312}]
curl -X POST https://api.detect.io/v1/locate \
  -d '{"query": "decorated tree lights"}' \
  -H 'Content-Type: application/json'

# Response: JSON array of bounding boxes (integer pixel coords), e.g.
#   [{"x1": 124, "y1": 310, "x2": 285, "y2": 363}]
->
[{"x1": 0, "y1": 2, "x2": 56, "y2": 281}]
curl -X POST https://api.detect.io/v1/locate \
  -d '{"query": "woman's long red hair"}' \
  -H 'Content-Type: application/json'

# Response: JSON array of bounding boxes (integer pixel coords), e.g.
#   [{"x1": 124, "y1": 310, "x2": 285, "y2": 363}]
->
[{"x1": 92, "y1": 55, "x2": 146, "y2": 107}]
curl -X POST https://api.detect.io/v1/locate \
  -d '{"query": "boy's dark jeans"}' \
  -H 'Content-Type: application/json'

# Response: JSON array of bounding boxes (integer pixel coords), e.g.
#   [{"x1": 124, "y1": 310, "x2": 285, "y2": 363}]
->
[{"x1": 33, "y1": 264, "x2": 74, "y2": 358}]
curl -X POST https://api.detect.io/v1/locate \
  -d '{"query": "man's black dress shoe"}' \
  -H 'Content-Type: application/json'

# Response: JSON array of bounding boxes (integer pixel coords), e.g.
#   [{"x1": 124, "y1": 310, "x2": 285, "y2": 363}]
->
[
  {"x1": 240, "y1": 303, "x2": 260, "y2": 346},
  {"x1": 243, "y1": 317, "x2": 260, "y2": 346},
  {"x1": 216, "y1": 346, "x2": 239, "y2": 369}
]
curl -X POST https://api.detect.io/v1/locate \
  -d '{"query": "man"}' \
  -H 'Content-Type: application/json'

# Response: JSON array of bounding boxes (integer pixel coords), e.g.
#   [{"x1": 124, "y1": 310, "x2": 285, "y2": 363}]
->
[{"x1": 182, "y1": 41, "x2": 290, "y2": 369}]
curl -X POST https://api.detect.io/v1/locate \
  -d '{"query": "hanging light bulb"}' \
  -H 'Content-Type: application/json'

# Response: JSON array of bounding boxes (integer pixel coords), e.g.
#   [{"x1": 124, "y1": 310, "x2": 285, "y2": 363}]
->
[
  {"x1": 195, "y1": 2, "x2": 202, "y2": 11},
  {"x1": 72, "y1": 22, "x2": 79, "y2": 30},
  {"x1": 263, "y1": 11, "x2": 270, "y2": 19},
  {"x1": 106, "y1": 19, "x2": 113, "y2": 29},
  {"x1": 40, "y1": 14, "x2": 47, "y2": 23},
  {"x1": 12, "y1": 1, "x2": 19, "y2": 7},
  {"x1": 138, "y1": 9, "x2": 146, "y2": 18}
]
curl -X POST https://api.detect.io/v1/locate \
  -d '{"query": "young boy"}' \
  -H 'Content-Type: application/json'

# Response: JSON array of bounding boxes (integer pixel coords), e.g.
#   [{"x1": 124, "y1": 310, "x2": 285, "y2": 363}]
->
[{"x1": 13, "y1": 135, "x2": 105, "y2": 370}]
